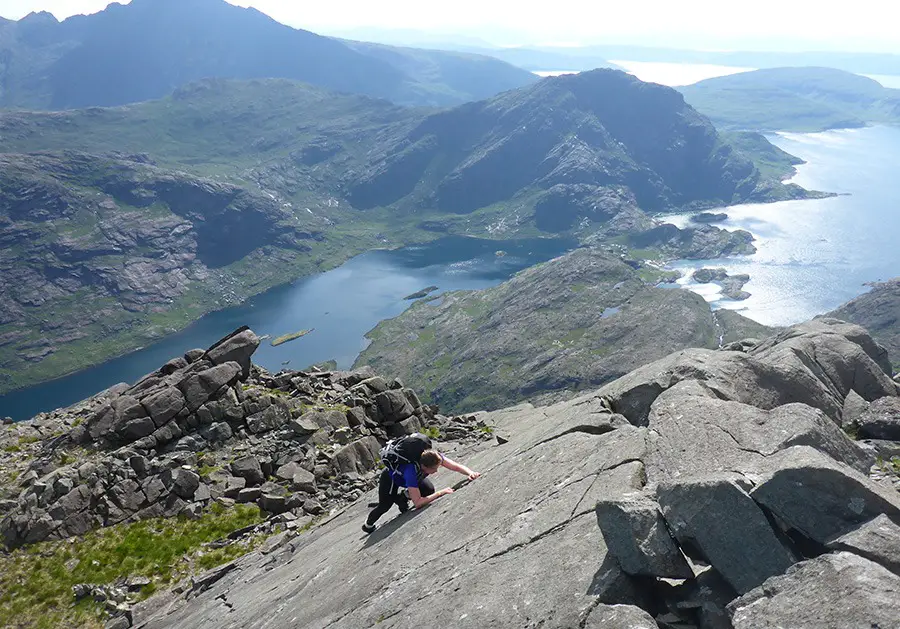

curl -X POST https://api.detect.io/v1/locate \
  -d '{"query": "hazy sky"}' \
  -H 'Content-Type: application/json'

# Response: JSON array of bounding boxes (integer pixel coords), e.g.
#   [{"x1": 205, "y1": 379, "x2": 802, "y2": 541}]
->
[{"x1": 2, "y1": 0, "x2": 900, "y2": 53}]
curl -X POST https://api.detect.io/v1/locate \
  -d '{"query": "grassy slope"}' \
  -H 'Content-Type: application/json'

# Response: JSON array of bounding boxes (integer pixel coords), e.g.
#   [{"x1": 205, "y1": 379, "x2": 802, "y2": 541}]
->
[
  {"x1": 0, "y1": 504, "x2": 266, "y2": 629},
  {"x1": 680, "y1": 67, "x2": 900, "y2": 132},
  {"x1": 722, "y1": 131, "x2": 804, "y2": 180}
]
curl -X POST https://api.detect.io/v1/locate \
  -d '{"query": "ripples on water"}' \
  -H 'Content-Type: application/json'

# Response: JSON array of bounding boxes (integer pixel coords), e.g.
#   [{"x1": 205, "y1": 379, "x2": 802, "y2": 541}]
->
[{"x1": 665, "y1": 126, "x2": 900, "y2": 327}]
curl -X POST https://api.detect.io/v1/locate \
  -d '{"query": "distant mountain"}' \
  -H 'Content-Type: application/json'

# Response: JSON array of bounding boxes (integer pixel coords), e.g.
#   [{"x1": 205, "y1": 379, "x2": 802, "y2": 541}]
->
[
  {"x1": 347, "y1": 69, "x2": 798, "y2": 217},
  {"x1": 517, "y1": 44, "x2": 900, "y2": 76},
  {"x1": 0, "y1": 0, "x2": 536, "y2": 109},
  {"x1": 0, "y1": 71, "x2": 810, "y2": 392},
  {"x1": 339, "y1": 40, "x2": 539, "y2": 105},
  {"x1": 680, "y1": 67, "x2": 900, "y2": 132}
]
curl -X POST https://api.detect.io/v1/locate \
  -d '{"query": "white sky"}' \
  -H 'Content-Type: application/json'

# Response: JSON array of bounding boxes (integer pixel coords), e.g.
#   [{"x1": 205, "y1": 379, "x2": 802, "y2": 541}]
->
[{"x1": 2, "y1": 0, "x2": 900, "y2": 53}]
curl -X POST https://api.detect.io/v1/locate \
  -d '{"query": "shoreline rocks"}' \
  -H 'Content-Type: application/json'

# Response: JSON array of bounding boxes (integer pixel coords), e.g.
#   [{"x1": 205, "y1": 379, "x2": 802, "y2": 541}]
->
[{"x1": 691, "y1": 267, "x2": 751, "y2": 300}]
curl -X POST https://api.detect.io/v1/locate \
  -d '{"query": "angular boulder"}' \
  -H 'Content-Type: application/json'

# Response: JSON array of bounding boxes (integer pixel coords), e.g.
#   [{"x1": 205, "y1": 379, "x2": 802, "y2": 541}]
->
[
  {"x1": 178, "y1": 362, "x2": 242, "y2": 412},
  {"x1": 374, "y1": 389, "x2": 415, "y2": 423},
  {"x1": 332, "y1": 437, "x2": 382, "y2": 475},
  {"x1": 728, "y1": 552, "x2": 900, "y2": 629},
  {"x1": 657, "y1": 476, "x2": 796, "y2": 594},
  {"x1": 826, "y1": 514, "x2": 900, "y2": 576},
  {"x1": 856, "y1": 396, "x2": 900, "y2": 440},
  {"x1": 749, "y1": 446, "x2": 900, "y2": 544},
  {"x1": 169, "y1": 469, "x2": 200, "y2": 500},
  {"x1": 230, "y1": 456, "x2": 265, "y2": 487},
  {"x1": 585, "y1": 604, "x2": 659, "y2": 629},
  {"x1": 595, "y1": 492, "x2": 693, "y2": 579},
  {"x1": 141, "y1": 387, "x2": 186, "y2": 428},
  {"x1": 204, "y1": 326, "x2": 260, "y2": 379},
  {"x1": 841, "y1": 389, "x2": 870, "y2": 429}
]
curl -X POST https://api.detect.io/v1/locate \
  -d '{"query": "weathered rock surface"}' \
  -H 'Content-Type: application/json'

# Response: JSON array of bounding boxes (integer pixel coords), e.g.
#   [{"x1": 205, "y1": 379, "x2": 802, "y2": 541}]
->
[
  {"x1": 5, "y1": 317, "x2": 900, "y2": 629},
  {"x1": 826, "y1": 514, "x2": 900, "y2": 576},
  {"x1": 749, "y1": 446, "x2": 900, "y2": 544},
  {"x1": 856, "y1": 396, "x2": 900, "y2": 440},
  {"x1": 827, "y1": 277, "x2": 900, "y2": 373},
  {"x1": 598, "y1": 318, "x2": 895, "y2": 426},
  {"x1": 595, "y1": 492, "x2": 693, "y2": 579},
  {"x1": 728, "y1": 552, "x2": 900, "y2": 629},
  {"x1": 657, "y1": 477, "x2": 796, "y2": 594}
]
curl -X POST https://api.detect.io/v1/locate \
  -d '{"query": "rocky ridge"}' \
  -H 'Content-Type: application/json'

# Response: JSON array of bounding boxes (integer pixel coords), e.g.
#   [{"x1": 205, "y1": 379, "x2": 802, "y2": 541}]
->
[
  {"x1": 0, "y1": 150, "x2": 326, "y2": 394},
  {"x1": 121, "y1": 317, "x2": 900, "y2": 629},
  {"x1": 0, "y1": 326, "x2": 492, "y2": 553},
  {"x1": 356, "y1": 247, "x2": 774, "y2": 413}
]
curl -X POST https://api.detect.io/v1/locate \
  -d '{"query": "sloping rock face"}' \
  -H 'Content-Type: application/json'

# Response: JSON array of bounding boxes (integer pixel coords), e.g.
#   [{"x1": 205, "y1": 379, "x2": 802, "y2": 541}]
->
[
  {"x1": 827, "y1": 277, "x2": 900, "y2": 372},
  {"x1": 0, "y1": 327, "x2": 491, "y2": 549},
  {"x1": 131, "y1": 318, "x2": 900, "y2": 629}
]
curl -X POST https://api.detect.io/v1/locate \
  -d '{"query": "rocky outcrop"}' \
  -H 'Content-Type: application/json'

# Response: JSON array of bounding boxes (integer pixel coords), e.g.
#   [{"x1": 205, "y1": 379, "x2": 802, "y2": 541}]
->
[
  {"x1": 0, "y1": 327, "x2": 491, "y2": 548},
  {"x1": 357, "y1": 247, "x2": 775, "y2": 414},
  {"x1": 596, "y1": 318, "x2": 896, "y2": 426},
  {"x1": 691, "y1": 267, "x2": 751, "y2": 300},
  {"x1": 125, "y1": 317, "x2": 899, "y2": 629},
  {"x1": 728, "y1": 552, "x2": 900, "y2": 628},
  {"x1": 627, "y1": 223, "x2": 756, "y2": 259},
  {"x1": 827, "y1": 277, "x2": 900, "y2": 372}
]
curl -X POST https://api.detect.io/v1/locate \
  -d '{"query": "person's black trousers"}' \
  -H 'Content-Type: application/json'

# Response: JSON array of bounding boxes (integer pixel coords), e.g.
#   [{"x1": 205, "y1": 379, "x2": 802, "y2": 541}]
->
[{"x1": 366, "y1": 468, "x2": 435, "y2": 525}]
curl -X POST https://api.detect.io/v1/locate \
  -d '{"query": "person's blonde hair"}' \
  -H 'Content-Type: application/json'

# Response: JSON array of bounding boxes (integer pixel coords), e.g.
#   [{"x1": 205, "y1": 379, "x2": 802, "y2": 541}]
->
[{"x1": 420, "y1": 450, "x2": 442, "y2": 468}]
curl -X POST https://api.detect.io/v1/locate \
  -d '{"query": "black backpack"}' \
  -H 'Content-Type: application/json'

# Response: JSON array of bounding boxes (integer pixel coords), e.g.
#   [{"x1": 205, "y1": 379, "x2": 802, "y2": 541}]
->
[{"x1": 380, "y1": 433, "x2": 433, "y2": 475}]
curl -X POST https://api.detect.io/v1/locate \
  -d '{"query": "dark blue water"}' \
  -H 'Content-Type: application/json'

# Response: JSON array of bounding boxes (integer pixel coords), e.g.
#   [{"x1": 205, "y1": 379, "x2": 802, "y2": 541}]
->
[{"x1": 0, "y1": 236, "x2": 575, "y2": 421}]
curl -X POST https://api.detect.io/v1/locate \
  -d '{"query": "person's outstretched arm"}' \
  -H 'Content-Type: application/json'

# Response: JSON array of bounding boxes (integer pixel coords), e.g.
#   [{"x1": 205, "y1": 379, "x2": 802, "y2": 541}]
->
[
  {"x1": 440, "y1": 456, "x2": 480, "y2": 480},
  {"x1": 408, "y1": 486, "x2": 453, "y2": 509}
]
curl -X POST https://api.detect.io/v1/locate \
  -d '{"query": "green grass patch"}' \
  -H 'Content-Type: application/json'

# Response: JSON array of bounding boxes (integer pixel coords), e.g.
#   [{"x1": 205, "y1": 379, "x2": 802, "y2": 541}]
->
[
  {"x1": 422, "y1": 426, "x2": 442, "y2": 440},
  {"x1": 0, "y1": 503, "x2": 265, "y2": 629}
]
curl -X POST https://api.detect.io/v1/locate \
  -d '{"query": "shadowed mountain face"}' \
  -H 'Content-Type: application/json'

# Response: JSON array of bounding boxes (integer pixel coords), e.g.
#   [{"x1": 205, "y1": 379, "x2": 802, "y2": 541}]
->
[
  {"x1": 0, "y1": 0, "x2": 536, "y2": 109},
  {"x1": 350, "y1": 70, "x2": 761, "y2": 213}
]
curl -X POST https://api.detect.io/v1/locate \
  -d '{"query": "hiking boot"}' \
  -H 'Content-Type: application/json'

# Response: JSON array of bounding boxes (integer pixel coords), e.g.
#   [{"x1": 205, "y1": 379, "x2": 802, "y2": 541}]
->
[{"x1": 362, "y1": 522, "x2": 376, "y2": 534}]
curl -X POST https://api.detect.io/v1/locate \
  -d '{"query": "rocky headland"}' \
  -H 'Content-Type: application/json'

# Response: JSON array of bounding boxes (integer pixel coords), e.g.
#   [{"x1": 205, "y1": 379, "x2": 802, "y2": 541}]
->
[
  {"x1": 3, "y1": 318, "x2": 897, "y2": 628},
  {"x1": 355, "y1": 247, "x2": 773, "y2": 413}
]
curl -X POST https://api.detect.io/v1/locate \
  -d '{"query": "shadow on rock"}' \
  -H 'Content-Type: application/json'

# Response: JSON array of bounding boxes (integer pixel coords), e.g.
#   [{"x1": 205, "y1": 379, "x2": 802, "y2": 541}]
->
[{"x1": 362, "y1": 508, "x2": 427, "y2": 547}]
